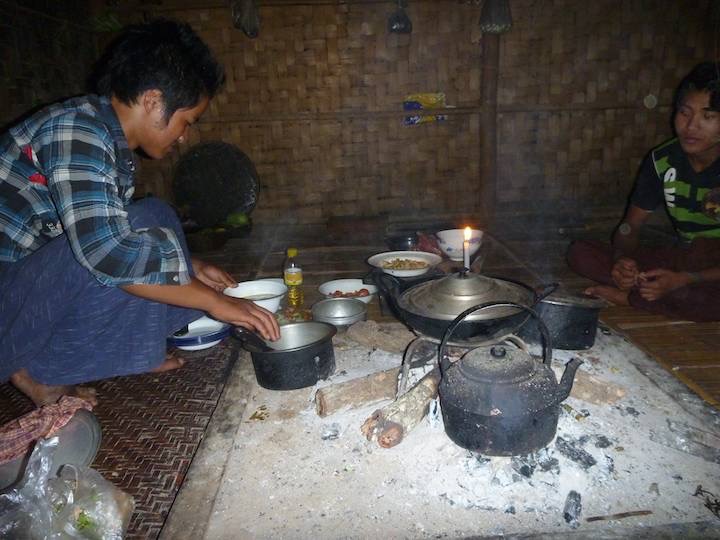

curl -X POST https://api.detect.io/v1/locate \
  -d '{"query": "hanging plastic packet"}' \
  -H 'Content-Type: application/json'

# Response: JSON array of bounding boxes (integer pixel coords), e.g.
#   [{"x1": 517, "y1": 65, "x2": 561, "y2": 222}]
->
[{"x1": 403, "y1": 92, "x2": 448, "y2": 125}]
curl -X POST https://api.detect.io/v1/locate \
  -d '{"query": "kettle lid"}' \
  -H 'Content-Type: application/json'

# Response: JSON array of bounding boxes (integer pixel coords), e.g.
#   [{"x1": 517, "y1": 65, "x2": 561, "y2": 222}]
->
[
  {"x1": 441, "y1": 343, "x2": 561, "y2": 415},
  {"x1": 457, "y1": 345, "x2": 537, "y2": 384}
]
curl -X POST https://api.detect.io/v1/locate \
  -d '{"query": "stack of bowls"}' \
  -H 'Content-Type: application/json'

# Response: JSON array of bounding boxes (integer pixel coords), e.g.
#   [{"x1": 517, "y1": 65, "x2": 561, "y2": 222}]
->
[{"x1": 312, "y1": 297, "x2": 367, "y2": 327}]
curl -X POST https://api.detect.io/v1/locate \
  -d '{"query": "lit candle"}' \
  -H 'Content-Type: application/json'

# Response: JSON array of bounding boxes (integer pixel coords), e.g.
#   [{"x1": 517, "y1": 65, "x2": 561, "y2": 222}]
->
[{"x1": 463, "y1": 226, "x2": 471, "y2": 270}]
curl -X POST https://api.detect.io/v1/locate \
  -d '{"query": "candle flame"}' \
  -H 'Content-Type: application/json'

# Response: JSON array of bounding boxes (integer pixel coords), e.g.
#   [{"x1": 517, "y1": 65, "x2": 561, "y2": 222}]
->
[{"x1": 464, "y1": 226, "x2": 472, "y2": 241}]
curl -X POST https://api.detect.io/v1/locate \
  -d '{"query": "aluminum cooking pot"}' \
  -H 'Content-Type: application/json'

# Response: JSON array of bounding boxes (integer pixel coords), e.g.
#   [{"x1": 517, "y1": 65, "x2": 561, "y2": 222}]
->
[
  {"x1": 233, "y1": 322, "x2": 336, "y2": 390},
  {"x1": 375, "y1": 270, "x2": 552, "y2": 343},
  {"x1": 438, "y1": 302, "x2": 583, "y2": 455}
]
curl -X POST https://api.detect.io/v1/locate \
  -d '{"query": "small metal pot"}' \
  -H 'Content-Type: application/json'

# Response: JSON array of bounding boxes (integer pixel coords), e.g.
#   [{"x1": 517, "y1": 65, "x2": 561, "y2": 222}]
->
[
  {"x1": 517, "y1": 291, "x2": 605, "y2": 350},
  {"x1": 233, "y1": 322, "x2": 336, "y2": 390}
]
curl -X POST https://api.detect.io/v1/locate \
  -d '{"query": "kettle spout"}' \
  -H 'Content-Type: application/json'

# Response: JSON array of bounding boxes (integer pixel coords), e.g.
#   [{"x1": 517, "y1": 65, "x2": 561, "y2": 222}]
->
[{"x1": 556, "y1": 357, "x2": 584, "y2": 402}]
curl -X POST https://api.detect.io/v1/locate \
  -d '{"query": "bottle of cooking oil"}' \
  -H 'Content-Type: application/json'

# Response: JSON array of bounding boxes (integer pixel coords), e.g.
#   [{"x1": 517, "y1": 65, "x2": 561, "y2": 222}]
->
[{"x1": 283, "y1": 247, "x2": 304, "y2": 308}]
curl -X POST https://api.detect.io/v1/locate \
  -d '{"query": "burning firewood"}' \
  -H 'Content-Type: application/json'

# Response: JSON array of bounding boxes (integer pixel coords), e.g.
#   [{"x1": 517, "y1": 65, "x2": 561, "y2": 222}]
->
[{"x1": 360, "y1": 368, "x2": 441, "y2": 448}]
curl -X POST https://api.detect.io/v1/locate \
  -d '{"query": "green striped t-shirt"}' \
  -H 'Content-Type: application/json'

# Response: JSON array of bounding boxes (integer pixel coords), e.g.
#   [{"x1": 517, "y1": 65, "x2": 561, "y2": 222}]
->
[{"x1": 631, "y1": 138, "x2": 720, "y2": 240}]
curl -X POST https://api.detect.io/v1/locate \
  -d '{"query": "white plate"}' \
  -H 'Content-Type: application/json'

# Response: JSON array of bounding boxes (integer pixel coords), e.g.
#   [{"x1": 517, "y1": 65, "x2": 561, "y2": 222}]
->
[
  {"x1": 168, "y1": 316, "x2": 230, "y2": 351},
  {"x1": 175, "y1": 338, "x2": 223, "y2": 352},
  {"x1": 367, "y1": 250, "x2": 442, "y2": 277},
  {"x1": 318, "y1": 279, "x2": 378, "y2": 303}
]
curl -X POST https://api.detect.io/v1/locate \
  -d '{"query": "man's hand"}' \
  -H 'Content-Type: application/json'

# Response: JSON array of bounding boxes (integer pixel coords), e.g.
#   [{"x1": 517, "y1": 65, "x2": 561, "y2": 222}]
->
[
  {"x1": 611, "y1": 257, "x2": 640, "y2": 290},
  {"x1": 192, "y1": 259, "x2": 237, "y2": 292},
  {"x1": 636, "y1": 268, "x2": 690, "y2": 302},
  {"x1": 209, "y1": 295, "x2": 280, "y2": 341}
]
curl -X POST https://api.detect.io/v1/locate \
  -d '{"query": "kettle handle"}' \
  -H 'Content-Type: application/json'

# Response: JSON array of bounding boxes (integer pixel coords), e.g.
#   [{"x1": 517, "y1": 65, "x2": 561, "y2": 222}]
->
[{"x1": 438, "y1": 301, "x2": 553, "y2": 371}]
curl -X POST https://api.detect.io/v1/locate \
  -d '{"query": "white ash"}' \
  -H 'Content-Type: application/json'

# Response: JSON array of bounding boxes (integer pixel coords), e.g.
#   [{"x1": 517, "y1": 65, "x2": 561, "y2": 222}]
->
[{"x1": 204, "y1": 329, "x2": 720, "y2": 539}]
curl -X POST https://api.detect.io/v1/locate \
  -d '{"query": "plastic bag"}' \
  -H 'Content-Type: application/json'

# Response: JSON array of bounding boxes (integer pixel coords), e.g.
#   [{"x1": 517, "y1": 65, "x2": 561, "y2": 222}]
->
[{"x1": 0, "y1": 438, "x2": 134, "y2": 539}]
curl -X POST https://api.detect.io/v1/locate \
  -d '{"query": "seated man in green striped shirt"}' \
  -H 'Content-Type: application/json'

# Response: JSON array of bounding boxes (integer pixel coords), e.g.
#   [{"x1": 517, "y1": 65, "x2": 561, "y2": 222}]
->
[{"x1": 567, "y1": 62, "x2": 720, "y2": 321}]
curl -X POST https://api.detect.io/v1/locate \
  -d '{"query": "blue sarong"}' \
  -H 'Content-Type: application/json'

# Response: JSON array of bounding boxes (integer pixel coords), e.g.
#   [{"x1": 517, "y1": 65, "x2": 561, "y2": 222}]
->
[{"x1": 0, "y1": 198, "x2": 202, "y2": 384}]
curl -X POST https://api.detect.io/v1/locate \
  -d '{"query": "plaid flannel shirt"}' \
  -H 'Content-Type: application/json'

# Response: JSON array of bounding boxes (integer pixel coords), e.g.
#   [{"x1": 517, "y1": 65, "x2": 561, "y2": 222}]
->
[{"x1": 0, "y1": 95, "x2": 189, "y2": 286}]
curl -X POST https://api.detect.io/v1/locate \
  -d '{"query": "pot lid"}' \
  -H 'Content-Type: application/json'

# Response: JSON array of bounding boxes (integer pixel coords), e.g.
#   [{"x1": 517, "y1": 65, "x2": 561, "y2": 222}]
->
[
  {"x1": 398, "y1": 271, "x2": 535, "y2": 321},
  {"x1": 540, "y1": 290, "x2": 606, "y2": 309}
]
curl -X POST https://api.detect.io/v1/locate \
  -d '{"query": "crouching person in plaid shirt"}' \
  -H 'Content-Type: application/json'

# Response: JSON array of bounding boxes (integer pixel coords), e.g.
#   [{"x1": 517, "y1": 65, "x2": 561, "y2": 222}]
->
[{"x1": 0, "y1": 19, "x2": 279, "y2": 407}]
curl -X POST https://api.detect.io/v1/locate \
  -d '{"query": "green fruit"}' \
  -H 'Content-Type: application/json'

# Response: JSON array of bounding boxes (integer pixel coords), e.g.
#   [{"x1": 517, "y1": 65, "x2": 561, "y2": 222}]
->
[{"x1": 226, "y1": 212, "x2": 249, "y2": 227}]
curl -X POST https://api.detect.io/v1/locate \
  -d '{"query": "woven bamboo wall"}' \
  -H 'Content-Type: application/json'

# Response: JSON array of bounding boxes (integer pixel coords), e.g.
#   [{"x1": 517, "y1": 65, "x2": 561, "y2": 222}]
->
[
  {"x1": 495, "y1": 0, "x2": 716, "y2": 214},
  {"x1": 0, "y1": 0, "x2": 99, "y2": 128},
  {"x1": 137, "y1": 1, "x2": 485, "y2": 224},
  {"x1": 135, "y1": 0, "x2": 716, "y2": 224},
  {"x1": 3, "y1": 0, "x2": 715, "y2": 224}
]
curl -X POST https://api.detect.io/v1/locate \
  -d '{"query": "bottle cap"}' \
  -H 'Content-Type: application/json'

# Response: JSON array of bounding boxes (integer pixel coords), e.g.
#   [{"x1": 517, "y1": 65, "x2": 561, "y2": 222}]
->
[{"x1": 287, "y1": 247, "x2": 298, "y2": 257}]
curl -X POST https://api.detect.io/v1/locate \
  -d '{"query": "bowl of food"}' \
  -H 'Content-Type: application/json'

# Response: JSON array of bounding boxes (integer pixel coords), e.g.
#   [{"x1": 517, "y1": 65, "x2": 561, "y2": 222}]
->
[
  {"x1": 367, "y1": 250, "x2": 442, "y2": 277},
  {"x1": 224, "y1": 279, "x2": 288, "y2": 313},
  {"x1": 318, "y1": 279, "x2": 378, "y2": 304},
  {"x1": 312, "y1": 298, "x2": 368, "y2": 327},
  {"x1": 435, "y1": 229, "x2": 483, "y2": 262}
]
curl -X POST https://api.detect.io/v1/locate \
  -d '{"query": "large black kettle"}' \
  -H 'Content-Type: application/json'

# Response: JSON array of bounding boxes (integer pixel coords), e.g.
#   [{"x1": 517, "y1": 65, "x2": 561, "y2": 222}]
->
[{"x1": 438, "y1": 302, "x2": 583, "y2": 456}]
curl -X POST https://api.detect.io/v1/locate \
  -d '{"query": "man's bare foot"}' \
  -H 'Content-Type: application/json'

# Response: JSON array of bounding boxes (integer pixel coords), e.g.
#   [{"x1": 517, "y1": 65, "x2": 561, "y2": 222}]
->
[
  {"x1": 151, "y1": 349, "x2": 186, "y2": 373},
  {"x1": 9, "y1": 368, "x2": 98, "y2": 407},
  {"x1": 585, "y1": 285, "x2": 630, "y2": 306}
]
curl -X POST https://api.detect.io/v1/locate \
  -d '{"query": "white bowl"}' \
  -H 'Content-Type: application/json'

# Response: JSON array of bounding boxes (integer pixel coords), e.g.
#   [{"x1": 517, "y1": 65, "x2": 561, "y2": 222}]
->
[
  {"x1": 224, "y1": 279, "x2": 288, "y2": 312},
  {"x1": 435, "y1": 229, "x2": 483, "y2": 261},
  {"x1": 367, "y1": 250, "x2": 442, "y2": 277},
  {"x1": 318, "y1": 279, "x2": 378, "y2": 304}
]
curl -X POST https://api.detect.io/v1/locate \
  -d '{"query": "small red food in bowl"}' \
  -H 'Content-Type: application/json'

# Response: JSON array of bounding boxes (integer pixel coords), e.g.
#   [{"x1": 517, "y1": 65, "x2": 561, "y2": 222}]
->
[{"x1": 330, "y1": 288, "x2": 370, "y2": 298}]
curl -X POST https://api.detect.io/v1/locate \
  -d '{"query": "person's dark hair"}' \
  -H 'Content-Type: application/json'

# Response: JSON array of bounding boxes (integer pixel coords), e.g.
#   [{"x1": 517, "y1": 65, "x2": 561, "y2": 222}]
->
[
  {"x1": 675, "y1": 62, "x2": 720, "y2": 111},
  {"x1": 90, "y1": 19, "x2": 225, "y2": 120}
]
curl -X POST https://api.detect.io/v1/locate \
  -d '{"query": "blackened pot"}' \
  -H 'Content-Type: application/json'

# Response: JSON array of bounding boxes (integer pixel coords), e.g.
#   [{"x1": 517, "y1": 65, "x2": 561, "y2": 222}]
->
[
  {"x1": 437, "y1": 302, "x2": 582, "y2": 456},
  {"x1": 441, "y1": 399, "x2": 561, "y2": 456},
  {"x1": 373, "y1": 270, "x2": 547, "y2": 343},
  {"x1": 517, "y1": 292, "x2": 605, "y2": 350},
  {"x1": 233, "y1": 322, "x2": 336, "y2": 390}
]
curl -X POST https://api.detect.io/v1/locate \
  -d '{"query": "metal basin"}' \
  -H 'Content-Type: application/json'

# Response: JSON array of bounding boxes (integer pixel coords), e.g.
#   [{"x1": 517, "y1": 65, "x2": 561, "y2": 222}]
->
[{"x1": 312, "y1": 298, "x2": 367, "y2": 327}]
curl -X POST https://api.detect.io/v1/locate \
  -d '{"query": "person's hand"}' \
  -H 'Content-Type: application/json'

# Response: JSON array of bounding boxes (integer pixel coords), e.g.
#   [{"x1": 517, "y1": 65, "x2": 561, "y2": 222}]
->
[
  {"x1": 636, "y1": 268, "x2": 689, "y2": 302},
  {"x1": 193, "y1": 260, "x2": 237, "y2": 292},
  {"x1": 209, "y1": 295, "x2": 281, "y2": 341},
  {"x1": 611, "y1": 257, "x2": 640, "y2": 290}
]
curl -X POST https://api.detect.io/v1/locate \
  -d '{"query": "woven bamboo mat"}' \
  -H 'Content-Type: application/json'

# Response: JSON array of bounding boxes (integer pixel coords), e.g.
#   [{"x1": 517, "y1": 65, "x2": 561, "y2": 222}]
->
[
  {"x1": 600, "y1": 306, "x2": 720, "y2": 409},
  {"x1": 0, "y1": 339, "x2": 238, "y2": 540}
]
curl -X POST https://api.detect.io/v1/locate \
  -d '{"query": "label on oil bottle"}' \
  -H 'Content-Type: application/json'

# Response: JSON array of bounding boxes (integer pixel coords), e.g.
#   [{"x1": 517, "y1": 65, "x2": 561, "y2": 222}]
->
[{"x1": 284, "y1": 267, "x2": 303, "y2": 286}]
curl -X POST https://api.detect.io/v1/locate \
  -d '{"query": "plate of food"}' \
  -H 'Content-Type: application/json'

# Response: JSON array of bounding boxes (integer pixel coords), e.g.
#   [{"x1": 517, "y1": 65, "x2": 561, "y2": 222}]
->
[{"x1": 367, "y1": 250, "x2": 442, "y2": 277}]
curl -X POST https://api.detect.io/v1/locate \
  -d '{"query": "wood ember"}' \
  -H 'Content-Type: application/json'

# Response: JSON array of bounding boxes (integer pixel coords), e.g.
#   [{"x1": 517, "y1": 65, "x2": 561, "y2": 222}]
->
[
  {"x1": 563, "y1": 490, "x2": 582, "y2": 528},
  {"x1": 555, "y1": 436, "x2": 597, "y2": 470},
  {"x1": 346, "y1": 320, "x2": 416, "y2": 354},
  {"x1": 360, "y1": 368, "x2": 441, "y2": 448},
  {"x1": 315, "y1": 368, "x2": 400, "y2": 417}
]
